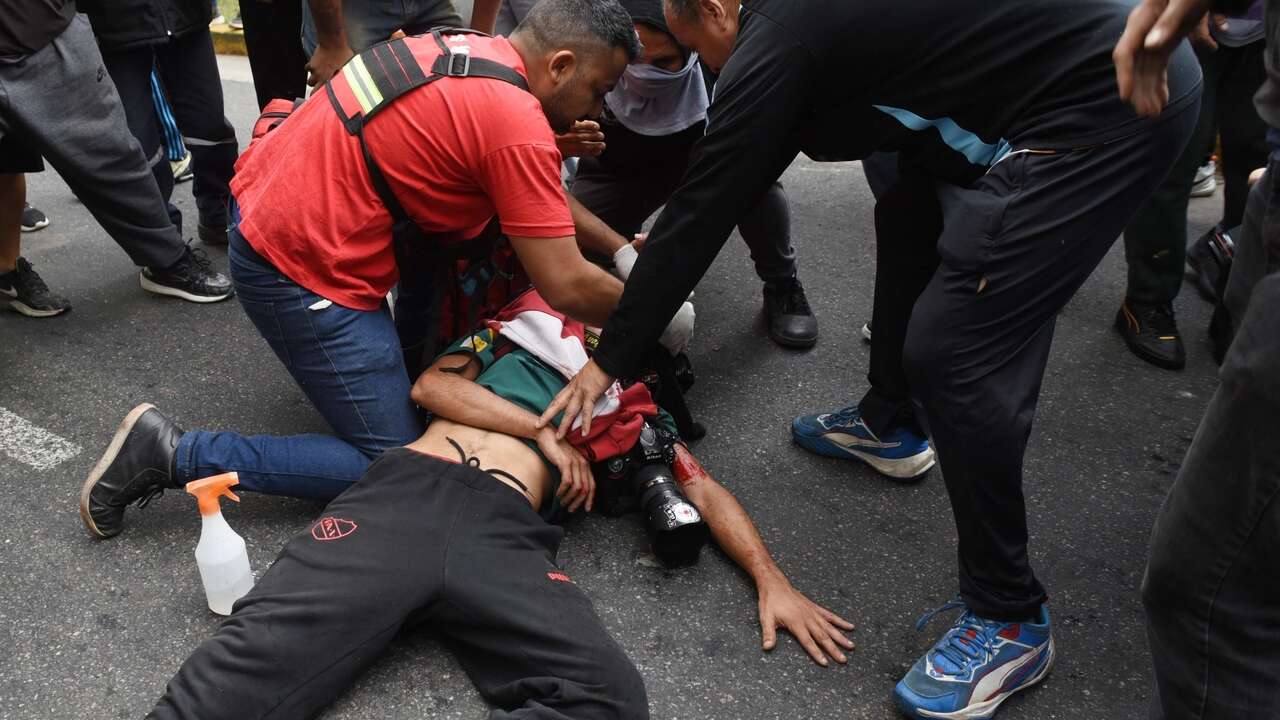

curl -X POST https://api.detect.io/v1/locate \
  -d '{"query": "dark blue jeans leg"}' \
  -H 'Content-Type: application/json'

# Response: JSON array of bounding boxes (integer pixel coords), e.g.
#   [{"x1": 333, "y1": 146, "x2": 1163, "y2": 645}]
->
[{"x1": 174, "y1": 229, "x2": 423, "y2": 500}]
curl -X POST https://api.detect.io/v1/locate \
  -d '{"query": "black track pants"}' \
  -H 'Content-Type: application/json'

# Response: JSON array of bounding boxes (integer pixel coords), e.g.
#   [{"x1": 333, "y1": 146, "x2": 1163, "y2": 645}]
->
[
  {"x1": 149, "y1": 449, "x2": 648, "y2": 720},
  {"x1": 863, "y1": 98, "x2": 1200, "y2": 620}
]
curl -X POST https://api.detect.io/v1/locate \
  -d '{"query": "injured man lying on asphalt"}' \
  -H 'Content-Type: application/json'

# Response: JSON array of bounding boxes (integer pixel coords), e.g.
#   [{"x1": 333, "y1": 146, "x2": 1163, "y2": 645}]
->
[{"x1": 144, "y1": 290, "x2": 854, "y2": 719}]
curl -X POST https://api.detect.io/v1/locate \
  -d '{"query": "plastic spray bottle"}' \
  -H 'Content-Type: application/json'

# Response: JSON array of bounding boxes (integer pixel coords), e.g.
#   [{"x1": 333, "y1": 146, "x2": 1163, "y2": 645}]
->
[{"x1": 186, "y1": 472, "x2": 254, "y2": 615}]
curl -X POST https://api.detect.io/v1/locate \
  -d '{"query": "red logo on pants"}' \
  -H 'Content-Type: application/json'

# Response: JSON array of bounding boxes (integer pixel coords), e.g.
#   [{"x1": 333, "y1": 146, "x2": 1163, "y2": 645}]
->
[
  {"x1": 547, "y1": 572, "x2": 573, "y2": 583},
  {"x1": 311, "y1": 517, "x2": 358, "y2": 541}
]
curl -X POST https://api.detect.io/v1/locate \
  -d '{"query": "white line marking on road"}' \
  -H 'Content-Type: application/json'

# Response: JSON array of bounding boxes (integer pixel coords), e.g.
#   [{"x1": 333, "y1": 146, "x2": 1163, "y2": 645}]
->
[{"x1": 0, "y1": 407, "x2": 82, "y2": 471}]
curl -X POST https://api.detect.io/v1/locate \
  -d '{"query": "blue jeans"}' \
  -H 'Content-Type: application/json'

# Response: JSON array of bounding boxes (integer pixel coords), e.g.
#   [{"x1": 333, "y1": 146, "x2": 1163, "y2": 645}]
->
[{"x1": 174, "y1": 229, "x2": 423, "y2": 499}]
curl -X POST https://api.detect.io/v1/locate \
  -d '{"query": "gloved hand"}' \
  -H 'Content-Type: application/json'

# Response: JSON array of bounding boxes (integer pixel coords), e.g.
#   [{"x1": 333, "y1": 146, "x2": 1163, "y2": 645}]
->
[
  {"x1": 614, "y1": 239, "x2": 694, "y2": 299},
  {"x1": 612, "y1": 243, "x2": 638, "y2": 281},
  {"x1": 659, "y1": 301, "x2": 696, "y2": 355}
]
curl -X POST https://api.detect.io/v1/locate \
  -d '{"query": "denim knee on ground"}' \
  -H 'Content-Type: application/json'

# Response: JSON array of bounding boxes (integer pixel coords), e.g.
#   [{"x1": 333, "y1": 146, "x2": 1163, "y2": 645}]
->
[{"x1": 175, "y1": 230, "x2": 421, "y2": 499}]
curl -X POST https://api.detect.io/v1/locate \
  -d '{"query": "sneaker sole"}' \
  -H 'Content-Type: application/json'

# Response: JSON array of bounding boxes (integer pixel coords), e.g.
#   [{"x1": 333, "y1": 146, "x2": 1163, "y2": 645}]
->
[
  {"x1": 20, "y1": 219, "x2": 50, "y2": 232},
  {"x1": 792, "y1": 430, "x2": 935, "y2": 480},
  {"x1": 7, "y1": 299, "x2": 70, "y2": 318},
  {"x1": 861, "y1": 323, "x2": 872, "y2": 343},
  {"x1": 912, "y1": 637, "x2": 1056, "y2": 720},
  {"x1": 769, "y1": 331, "x2": 818, "y2": 350},
  {"x1": 79, "y1": 403, "x2": 156, "y2": 539},
  {"x1": 139, "y1": 273, "x2": 234, "y2": 303}
]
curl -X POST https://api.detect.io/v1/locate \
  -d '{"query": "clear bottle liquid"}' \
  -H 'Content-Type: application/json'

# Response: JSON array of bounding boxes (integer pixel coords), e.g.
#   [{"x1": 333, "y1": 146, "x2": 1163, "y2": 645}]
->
[
  {"x1": 187, "y1": 472, "x2": 255, "y2": 615},
  {"x1": 195, "y1": 512, "x2": 254, "y2": 615}
]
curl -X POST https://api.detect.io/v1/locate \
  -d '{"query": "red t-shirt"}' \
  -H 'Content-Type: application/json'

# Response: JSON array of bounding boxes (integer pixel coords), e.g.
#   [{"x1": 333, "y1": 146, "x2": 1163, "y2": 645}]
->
[{"x1": 230, "y1": 34, "x2": 574, "y2": 311}]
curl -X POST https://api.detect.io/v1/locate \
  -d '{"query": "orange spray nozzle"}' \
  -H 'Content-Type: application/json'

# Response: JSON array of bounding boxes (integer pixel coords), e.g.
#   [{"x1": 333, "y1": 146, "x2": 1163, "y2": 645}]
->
[{"x1": 186, "y1": 472, "x2": 242, "y2": 515}]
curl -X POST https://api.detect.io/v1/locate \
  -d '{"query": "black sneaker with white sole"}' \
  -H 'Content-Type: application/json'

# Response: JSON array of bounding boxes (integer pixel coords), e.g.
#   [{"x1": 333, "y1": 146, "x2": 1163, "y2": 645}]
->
[
  {"x1": 80, "y1": 403, "x2": 185, "y2": 539},
  {"x1": 140, "y1": 244, "x2": 234, "y2": 302},
  {"x1": 21, "y1": 203, "x2": 50, "y2": 232},
  {"x1": 0, "y1": 257, "x2": 71, "y2": 317}
]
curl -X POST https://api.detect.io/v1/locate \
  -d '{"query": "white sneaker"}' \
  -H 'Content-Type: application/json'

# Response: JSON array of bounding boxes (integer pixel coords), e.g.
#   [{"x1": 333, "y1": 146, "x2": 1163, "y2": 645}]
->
[
  {"x1": 1190, "y1": 161, "x2": 1217, "y2": 197},
  {"x1": 171, "y1": 152, "x2": 193, "y2": 183}
]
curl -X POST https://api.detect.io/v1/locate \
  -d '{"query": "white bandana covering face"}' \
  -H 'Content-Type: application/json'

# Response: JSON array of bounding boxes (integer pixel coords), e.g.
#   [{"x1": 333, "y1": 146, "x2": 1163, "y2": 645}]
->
[{"x1": 605, "y1": 51, "x2": 710, "y2": 137}]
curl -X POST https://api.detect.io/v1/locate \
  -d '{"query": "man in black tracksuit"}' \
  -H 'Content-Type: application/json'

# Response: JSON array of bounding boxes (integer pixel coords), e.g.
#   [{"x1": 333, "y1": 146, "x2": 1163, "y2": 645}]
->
[{"x1": 540, "y1": 1, "x2": 1201, "y2": 716}]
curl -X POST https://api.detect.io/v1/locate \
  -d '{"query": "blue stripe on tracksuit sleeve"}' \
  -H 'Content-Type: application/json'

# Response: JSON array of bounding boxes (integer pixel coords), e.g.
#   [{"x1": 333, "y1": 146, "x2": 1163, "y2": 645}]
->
[{"x1": 150, "y1": 71, "x2": 186, "y2": 162}]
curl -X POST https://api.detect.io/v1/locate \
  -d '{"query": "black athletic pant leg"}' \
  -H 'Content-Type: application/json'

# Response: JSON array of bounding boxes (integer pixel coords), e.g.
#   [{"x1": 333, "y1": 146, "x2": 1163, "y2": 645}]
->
[
  {"x1": 898, "y1": 103, "x2": 1200, "y2": 621},
  {"x1": 150, "y1": 450, "x2": 645, "y2": 720},
  {"x1": 571, "y1": 122, "x2": 796, "y2": 282},
  {"x1": 240, "y1": 0, "x2": 308, "y2": 110},
  {"x1": 1215, "y1": 42, "x2": 1270, "y2": 230},
  {"x1": 857, "y1": 168, "x2": 941, "y2": 436},
  {"x1": 148, "y1": 453, "x2": 458, "y2": 720},
  {"x1": 572, "y1": 152, "x2": 670, "y2": 243},
  {"x1": 100, "y1": 45, "x2": 182, "y2": 234},
  {"x1": 1123, "y1": 42, "x2": 1268, "y2": 306},
  {"x1": 437, "y1": 493, "x2": 649, "y2": 720},
  {"x1": 154, "y1": 29, "x2": 239, "y2": 231}
]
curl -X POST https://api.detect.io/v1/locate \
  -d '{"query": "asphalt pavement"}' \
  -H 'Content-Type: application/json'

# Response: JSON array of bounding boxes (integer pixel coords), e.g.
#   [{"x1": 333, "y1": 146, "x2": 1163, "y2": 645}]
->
[{"x1": 0, "y1": 55, "x2": 1225, "y2": 719}]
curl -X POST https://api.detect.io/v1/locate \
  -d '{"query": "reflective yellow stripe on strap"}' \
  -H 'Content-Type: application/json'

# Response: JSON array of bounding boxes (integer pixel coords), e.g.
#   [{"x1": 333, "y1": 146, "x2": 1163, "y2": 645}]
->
[{"x1": 342, "y1": 55, "x2": 385, "y2": 115}]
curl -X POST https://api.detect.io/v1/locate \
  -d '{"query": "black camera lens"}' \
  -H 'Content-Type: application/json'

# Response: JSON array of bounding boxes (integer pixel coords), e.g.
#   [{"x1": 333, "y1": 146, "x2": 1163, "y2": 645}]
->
[{"x1": 630, "y1": 425, "x2": 709, "y2": 568}]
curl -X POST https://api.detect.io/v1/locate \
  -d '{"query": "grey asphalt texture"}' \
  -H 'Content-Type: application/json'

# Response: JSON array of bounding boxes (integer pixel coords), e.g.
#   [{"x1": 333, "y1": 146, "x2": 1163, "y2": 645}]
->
[{"x1": 0, "y1": 58, "x2": 1224, "y2": 720}]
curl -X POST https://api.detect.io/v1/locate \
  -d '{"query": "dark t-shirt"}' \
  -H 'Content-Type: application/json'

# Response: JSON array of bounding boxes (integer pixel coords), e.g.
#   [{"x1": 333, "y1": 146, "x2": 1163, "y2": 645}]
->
[
  {"x1": 0, "y1": 0, "x2": 75, "y2": 58},
  {"x1": 593, "y1": 0, "x2": 1204, "y2": 378}
]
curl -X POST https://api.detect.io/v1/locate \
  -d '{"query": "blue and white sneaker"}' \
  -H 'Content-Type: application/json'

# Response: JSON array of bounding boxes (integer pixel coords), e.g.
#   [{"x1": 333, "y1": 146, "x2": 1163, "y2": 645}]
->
[
  {"x1": 894, "y1": 599, "x2": 1055, "y2": 719},
  {"x1": 791, "y1": 405, "x2": 935, "y2": 479}
]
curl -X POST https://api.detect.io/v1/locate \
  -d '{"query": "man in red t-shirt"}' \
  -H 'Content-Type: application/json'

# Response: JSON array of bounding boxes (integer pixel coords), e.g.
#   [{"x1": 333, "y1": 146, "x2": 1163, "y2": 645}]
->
[{"x1": 79, "y1": 0, "x2": 688, "y2": 540}]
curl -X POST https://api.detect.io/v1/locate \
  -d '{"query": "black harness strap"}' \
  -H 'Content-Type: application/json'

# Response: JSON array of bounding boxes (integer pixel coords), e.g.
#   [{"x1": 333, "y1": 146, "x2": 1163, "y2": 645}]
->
[{"x1": 326, "y1": 29, "x2": 533, "y2": 381}]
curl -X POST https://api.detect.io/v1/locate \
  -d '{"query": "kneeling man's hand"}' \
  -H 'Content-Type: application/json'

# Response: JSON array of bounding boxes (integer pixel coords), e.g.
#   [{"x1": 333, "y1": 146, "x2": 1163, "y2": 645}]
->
[{"x1": 758, "y1": 580, "x2": 855, "y2": 667}]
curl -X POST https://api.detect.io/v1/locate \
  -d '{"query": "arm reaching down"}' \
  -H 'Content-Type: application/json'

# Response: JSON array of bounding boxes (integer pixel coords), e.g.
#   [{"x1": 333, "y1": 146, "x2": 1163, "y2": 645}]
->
[
  {"x1": 469, "y1": 0, "x2": 502, "y2": 34},
  {"x1": 672, "y1": 444, "x2": 855, "y2": 666},
  {"x1": 511, "y1": 235, "x2": 695, "y2": 384},
  {"x1": 305, "y1": 0, "x2": 354, "y2": 86},
  {"x1": 508, "y1": 234, "x2": 622, "y2": 328}
]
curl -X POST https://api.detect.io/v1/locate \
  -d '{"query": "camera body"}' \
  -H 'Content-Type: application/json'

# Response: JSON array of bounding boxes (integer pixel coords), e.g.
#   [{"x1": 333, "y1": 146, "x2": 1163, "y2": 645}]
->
[{"x1": 594, "y1": 422, "x2": 710, "y2": 568}]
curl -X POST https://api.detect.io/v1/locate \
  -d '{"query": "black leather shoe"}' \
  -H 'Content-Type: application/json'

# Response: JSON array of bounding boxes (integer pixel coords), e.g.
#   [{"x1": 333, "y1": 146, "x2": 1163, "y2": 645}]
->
[
  {"x1": 763, "y1": 277, "x2": 819, "y2": 349},
  {"x1": 79, "y1": 403, "x2": 184, "y2": 539},
  {"x1": 1115, "y1": 299, "x2": 1186, "y2": 370}
]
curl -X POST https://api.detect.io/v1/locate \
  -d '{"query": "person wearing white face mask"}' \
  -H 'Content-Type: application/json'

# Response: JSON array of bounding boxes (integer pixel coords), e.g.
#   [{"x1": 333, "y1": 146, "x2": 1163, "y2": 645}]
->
[
  {"x1": 482, "y1": 0, "x2": 817, "y2": 349},
  {"x1": 580, "y1": 0, "x2": 817, "y2": 349}
]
